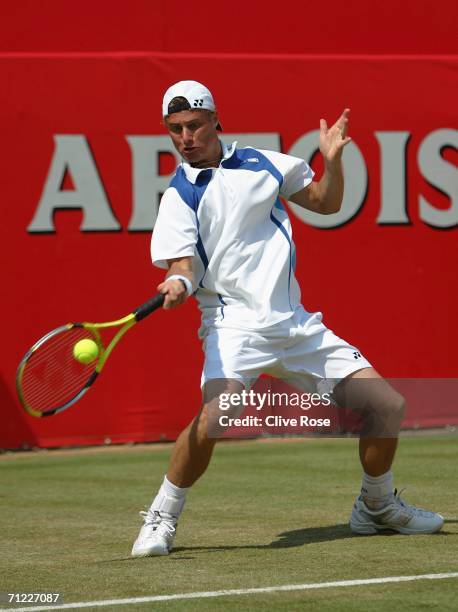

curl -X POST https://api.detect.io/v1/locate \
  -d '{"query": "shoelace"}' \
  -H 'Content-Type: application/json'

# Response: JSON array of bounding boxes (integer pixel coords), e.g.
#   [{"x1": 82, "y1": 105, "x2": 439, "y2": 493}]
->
[
  {"x1": 139, "y1": 510, "x2": 177, "y2": 536},
  {"x1": 393, "y1": 488, "x2": 434, "y2": 517}
]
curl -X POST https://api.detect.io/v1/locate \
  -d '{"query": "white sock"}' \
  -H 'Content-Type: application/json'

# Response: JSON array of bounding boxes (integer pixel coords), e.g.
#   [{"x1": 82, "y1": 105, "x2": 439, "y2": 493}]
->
[
  {"x1": 150, "y1": 475, "x2": 189, "y2": 519},
  {"x1": 361, "y1": 471, "x2": 394, "y2": 509}
]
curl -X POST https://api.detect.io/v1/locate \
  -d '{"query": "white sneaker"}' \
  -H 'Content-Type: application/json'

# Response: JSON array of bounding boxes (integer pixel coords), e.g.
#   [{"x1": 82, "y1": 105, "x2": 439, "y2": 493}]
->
[
  {"x1": 350, "y1": 488, "x2": 444, "y2": 535},
  {"x1": 131, "y1": 510, "x2": 177, "y2": 557}
]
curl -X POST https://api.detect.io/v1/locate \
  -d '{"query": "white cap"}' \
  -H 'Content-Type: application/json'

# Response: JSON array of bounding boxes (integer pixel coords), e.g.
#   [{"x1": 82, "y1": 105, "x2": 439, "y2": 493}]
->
[{"x1": 162, "y1": 80, "x2": 222, "y2": 129}]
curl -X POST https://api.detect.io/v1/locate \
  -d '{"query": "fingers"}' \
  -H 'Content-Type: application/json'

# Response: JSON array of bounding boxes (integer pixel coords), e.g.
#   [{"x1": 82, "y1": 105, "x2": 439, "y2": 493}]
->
[
  {"x1": 336, "y1": 108, "x2": 350, "y2": 137},
  {"x1": 337, "y1": 108, "x2": 350, "y2": 123},
  {"x1": 157, "y1": 279, "x2": 187, "y2": 309},
  {"x1": 320, "y1": 109, "x2": 351, "y2": 159},
  {"x1": 320, "y1": 108, "x2": 350, "y2": 141}
]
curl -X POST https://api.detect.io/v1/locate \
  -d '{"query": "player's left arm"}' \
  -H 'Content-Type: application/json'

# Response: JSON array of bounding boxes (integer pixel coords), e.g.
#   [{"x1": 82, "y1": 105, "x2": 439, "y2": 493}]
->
[{"x1": 289, "y1": 108, "x2": 351, "y2": 215}]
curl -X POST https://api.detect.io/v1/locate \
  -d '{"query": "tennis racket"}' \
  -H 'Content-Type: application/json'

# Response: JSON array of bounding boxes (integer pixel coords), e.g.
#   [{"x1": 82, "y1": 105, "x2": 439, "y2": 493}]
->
[{"x1": 16, "y1": 293, "x2": 165, "y2": 418}]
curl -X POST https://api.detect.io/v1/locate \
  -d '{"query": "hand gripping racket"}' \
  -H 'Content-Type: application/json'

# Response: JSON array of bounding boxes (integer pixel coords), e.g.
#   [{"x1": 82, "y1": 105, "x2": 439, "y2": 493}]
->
[{"x1": 16, "y1": 293, "x2": 165, "y2": 417}]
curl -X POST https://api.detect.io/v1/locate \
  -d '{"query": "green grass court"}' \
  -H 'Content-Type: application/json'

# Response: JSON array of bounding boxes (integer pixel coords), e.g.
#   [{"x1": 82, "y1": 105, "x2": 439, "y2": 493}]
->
[{"x1": 1, "y1": 436, "x2": 457, "y2": 611}]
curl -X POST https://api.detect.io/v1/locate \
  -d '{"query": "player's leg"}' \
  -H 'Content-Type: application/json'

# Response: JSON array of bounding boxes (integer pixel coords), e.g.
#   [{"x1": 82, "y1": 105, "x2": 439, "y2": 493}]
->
[
  {"x1": 132, "y1": 321, "x2": 275, "y2": 557},
  {"x1": 359, "y1": 437, "x2": 398, "y2": 477},
  {"x1": 132, "y1": 377, "x2": 244, "y2": 557},
  {"x1": 332, "y1": 366, "x2": 403, "y2": 477},
  {"x1": 167, "y1": 377, "x2": 244, "y2": 487},
  {"x1": 281, "y1": 308, "x2": 444, "y2": 535},
  {"x1": 165, "y1": 408, "x2": 217, "y2": 488},
  {"x1": 333, "y1": 366, "x2": 444, "y2": 534}
]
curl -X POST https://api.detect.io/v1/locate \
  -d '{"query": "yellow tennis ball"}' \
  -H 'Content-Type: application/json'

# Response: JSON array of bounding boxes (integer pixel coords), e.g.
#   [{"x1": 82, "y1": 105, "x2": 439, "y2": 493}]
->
[{"x1": 73, "y1": 338, "x2": 99, "y2": 364}]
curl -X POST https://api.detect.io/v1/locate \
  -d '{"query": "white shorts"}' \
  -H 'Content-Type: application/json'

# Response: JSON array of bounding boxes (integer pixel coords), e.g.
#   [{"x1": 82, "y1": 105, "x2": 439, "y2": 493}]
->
[{"x1": 201, "y1": 307, "x2": 372, "y2": 393}]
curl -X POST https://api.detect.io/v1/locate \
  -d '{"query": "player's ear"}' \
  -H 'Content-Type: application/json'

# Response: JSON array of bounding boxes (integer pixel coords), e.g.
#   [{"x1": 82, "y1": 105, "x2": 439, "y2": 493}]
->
[{"x1": 213, "y1": 112, "x2": 222, "y2": 131}]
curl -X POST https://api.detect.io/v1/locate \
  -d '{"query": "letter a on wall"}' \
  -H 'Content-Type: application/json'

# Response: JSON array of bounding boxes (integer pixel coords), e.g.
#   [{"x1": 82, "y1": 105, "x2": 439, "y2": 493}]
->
[{"x1": 28, "y1": 135, "x2": 121, "y2": 232}]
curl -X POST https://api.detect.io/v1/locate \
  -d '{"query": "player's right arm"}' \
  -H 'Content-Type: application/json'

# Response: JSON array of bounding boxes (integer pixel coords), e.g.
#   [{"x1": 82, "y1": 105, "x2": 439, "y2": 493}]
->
[
  {"x1": 158, "y1": 256, "x2": 195, "y2": 310},
  {"x1": 151, "y1": 185, "x2": 199, "y2": 310}
]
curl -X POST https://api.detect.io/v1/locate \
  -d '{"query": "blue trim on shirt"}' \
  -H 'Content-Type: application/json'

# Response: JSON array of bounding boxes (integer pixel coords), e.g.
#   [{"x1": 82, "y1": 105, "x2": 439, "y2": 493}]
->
[
  {"x1": 170, "y1": 167, "x2": 212, "y2": 212},
  {"x1": 221, "y1": 148, "x2": 284, "y2": 187},
  {"x1": 270, "y1": 198, "x2": 293, "y2": 310},
  {"x1": 195, "y1": 221, "x2": 209, "y2": 288},
  {"x1": 217, "y1": 293, "x2": 227, "y2": 320},
  {"x1": 170, "y1": 167, "x2": 212, "y2": 288}
]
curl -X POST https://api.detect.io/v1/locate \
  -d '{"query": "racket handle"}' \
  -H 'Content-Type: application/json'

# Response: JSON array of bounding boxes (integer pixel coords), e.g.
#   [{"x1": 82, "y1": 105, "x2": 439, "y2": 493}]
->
[{"x1": 134, "y1": 293, "x2": 165, "y2": 322}]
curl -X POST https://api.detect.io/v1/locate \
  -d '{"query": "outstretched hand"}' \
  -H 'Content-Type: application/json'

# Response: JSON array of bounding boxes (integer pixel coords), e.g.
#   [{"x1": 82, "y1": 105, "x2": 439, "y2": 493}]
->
[{"x1": 319, "y1": 108, "x2": 351, "y2": 163}]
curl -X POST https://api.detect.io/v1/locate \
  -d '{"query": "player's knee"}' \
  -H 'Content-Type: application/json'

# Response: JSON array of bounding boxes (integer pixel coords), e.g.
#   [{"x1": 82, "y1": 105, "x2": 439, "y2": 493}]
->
[
  {"x1": 376, "y1": 392, "x2": 406, "y2": 435},
  {"x1": 389, "y1": 393, "x2": 406, "y2": 422},
  {"x1": 201, "y1": 386, "x2": 245, "y2": 440},
  {"x1": 197, "y1": 404, "x2": 222, "y2": 443},
  {"x1": 361, "y1": 390, "x2": 406, "y2": 437}
]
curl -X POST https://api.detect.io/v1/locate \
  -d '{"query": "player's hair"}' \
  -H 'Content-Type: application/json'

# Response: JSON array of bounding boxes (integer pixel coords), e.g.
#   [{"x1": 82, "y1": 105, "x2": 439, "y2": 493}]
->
[
  {"x1": 166, "y1": 97, "x2": 215, "y2": 122},
  {"x1": 164, "y1": 97, "x2": 221, "y2": 132},
  {"x1": 167, "y1": 96, "x2": 192, "y2": 115}
]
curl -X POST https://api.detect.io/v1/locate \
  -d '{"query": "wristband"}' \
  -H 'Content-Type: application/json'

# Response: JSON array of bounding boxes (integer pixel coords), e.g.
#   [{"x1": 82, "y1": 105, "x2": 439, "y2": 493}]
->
[{"x1": 166, "y1": 274, "x2": 194, "y2": 296}]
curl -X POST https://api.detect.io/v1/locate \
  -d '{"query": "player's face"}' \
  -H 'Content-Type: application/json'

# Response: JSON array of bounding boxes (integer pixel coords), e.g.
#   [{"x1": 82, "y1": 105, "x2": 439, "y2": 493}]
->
[{"x1": 165, "y1": 110, "x2": 221, "y2": 167}]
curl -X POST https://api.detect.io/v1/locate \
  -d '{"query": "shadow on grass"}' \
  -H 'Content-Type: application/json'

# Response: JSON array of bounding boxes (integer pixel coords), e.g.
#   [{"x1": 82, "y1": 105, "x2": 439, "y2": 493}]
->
[
  {"x1": 171, "y1": 524, "x2": 352, "y2": 555},
  {"x1": 97, "y1": 521, "x2": 455, "y2": 563},
  {"x1": 172, "y1": 521, "x2": 452, "y2": 555}
]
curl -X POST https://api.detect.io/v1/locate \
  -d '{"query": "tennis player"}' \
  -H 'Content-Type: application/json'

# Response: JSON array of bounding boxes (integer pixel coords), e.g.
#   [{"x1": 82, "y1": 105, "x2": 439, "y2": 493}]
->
[{"x1": 132, "y1": 80, "x2": 443, "y2": 556}]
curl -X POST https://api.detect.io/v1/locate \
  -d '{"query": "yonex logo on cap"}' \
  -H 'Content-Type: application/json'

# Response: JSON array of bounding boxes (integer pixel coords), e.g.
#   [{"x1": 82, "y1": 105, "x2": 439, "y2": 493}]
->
[{"x1": 194, "y1": 99, "x2": 204, "y2": 107}]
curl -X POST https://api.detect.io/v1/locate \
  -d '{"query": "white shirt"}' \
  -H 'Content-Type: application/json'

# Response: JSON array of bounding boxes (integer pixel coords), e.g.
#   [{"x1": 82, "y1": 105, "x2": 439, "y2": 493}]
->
[{"x1": 151, "y1": 141, "x2": 314, "y2": 333}]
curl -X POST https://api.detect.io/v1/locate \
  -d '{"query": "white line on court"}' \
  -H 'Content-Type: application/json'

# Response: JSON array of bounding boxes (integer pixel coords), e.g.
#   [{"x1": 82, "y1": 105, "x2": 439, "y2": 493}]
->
[{"x1": 3, "y1": 572, "x2": 458, "y2": 611}]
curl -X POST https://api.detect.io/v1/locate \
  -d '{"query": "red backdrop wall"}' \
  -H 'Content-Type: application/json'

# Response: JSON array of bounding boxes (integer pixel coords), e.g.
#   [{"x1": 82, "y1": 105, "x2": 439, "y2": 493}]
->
[
  {"x1": 1, "y1": 0, "x2": 457, "y2": 55},
  {"x1": 1, "y1": 2, "x2": 457, "y2": 448}
]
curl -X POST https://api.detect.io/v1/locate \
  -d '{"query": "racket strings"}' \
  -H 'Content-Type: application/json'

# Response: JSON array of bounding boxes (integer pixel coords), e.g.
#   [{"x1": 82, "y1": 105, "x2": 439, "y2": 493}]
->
[
  {"x1": 23, "y1": 367, "x2": 93, "y2": 407},
  {"x1": 20, "y1": 327, "x2": 98, "y2": 413}
]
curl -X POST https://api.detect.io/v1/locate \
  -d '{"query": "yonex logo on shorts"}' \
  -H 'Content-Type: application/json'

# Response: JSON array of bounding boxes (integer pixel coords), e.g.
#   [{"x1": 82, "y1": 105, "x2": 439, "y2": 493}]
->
[{"x1": 353, "y1": 351, "x2": 362, "y2": 359}]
